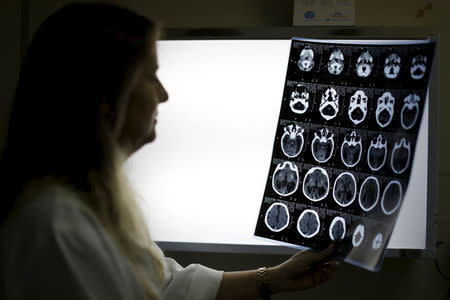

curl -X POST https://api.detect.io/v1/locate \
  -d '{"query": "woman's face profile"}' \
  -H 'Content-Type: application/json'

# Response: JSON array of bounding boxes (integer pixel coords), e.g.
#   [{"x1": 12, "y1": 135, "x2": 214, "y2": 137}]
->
[{"x1": 119, "y1": 40, "x2": 169, "y2": 155}]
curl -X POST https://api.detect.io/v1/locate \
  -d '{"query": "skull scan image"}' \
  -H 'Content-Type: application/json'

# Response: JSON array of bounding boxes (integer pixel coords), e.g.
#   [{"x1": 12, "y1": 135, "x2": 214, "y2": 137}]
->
[
  {"x1": 272, "y1": 162, "x2": 299, "y2": 196},
  {"x1": 302, "y1": 167, "x2": 330, "y2": 202},
  {"x1": 376, "y1": 92, "x2": 395, "y2": 128},
  {"x1": 311, "y1": 128, "x2": 334, "y2": 163},
  {"x1": 329, "y1": 216, "x2": 346, "y2": 241},
  {"x1": 333, "y1": 172, "x2": 357, "y2": 207},
  {"x1": 372, "y1": 233, "x2": 383, "y2": 250},
  {"x1": 367, "y1": 134, "x2": 387, "y2": 171},
  {"x1": 298, "y1": 47, "x2": 315, "y2": 72},
  {"x1": 319, "y1": 88, "x2": 339, "y2": 121},
  {"x1": 297, "y1": 209, "x2": 320, "y2": 238},
  {"x1": 327, "y1": 49, "x2": 344, "y2": 75},
  {"x1": 358, "y1": 176, "x2": 380, "y2": 212},
  {"x1": 410, "y1": 55, "x2": 427, "y2": 80},
  {"x1": 281, "y1": 124, "x2": 305, "y2": 158},
  {"x1": 381, "y1": 180, "x2": 403, "y2": 215},
  {"x1": 341, "y1": 131, "x2": 362, "y2": 167},
  {"x1": 401, "y1": 93, "x2": 420, "y2": 130},
  {"x1": 348, "y1": 90, "x2": 368, "y2": 125},
  {"x1": 391, "y1": 138, "x2": 411, "y2": 174},
  {"x1": 383, "y1": 53, "x2": 401, "y2": 79},
  {"x1": 264, "y1": 203, "x2": 290, "y2": 232},
  {"x1": 289, "y1": 84, "x2": 310, "y2": 114},
  {"x1": 356, "y1": 50, "x2": 374, "y2": 77},
  {"x1": 352, "y1": 224, "x2": 365, "y2": 247}
]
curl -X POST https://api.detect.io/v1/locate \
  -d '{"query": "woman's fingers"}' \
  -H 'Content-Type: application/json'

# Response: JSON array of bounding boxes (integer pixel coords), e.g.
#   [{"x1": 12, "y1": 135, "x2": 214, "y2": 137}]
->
[
  {"x1": 273, "y1": 244, "x2": 338, "y2": 283},
  {"x1": 302, "y1": 243, "x2": 335, "y2": 264},
  {"x1": 317, "y1": 260, "x2": 339, "y2": 274}
]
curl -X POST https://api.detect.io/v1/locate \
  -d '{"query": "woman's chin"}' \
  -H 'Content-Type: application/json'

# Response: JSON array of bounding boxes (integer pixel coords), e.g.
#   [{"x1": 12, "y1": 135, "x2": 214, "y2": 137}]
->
[
  {"x1": 144, "y1": 129, "x2": 157, "y2": 145},
  {"x1": 147, "y1": 132, "x2": 157, "y2": 144},
  {"x1": 128, "y1": 132, "x2": 156, "y2": 155}
]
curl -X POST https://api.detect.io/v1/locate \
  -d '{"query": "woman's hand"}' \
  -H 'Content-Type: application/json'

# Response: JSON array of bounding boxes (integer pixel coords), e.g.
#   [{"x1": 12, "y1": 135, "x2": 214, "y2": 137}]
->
[
  {"x1": 267, "y1": 244, "x2": 338, "y2": 294},
  {"x1": 215, "y1": 244, "x2": 338, "y2": 300}
]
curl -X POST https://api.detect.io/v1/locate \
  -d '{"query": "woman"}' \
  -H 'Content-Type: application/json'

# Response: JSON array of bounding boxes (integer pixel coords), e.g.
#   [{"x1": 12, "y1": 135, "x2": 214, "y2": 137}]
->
[{"x1": 0, "y1": 3, "x2": 337, "y2": 299}]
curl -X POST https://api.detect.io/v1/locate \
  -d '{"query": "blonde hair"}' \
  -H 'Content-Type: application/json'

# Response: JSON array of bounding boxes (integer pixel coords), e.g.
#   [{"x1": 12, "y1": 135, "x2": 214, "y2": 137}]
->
[
  {"x1": 85, "y1": 150, "x2": 166, "y2": 300},
  {"x1": 0, "y1": 3, "x2": 165, "y2": 299}
]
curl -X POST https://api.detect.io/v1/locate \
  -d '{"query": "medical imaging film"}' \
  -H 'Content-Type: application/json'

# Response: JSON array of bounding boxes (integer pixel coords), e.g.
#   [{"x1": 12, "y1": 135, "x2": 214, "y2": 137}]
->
[{"x1": 254, "y1": 38, "x2": 435, "y2": 271}]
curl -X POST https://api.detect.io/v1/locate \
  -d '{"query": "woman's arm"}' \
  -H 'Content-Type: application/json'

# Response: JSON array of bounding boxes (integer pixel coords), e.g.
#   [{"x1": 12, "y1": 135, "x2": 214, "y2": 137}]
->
[
  {"x1": 215, "y1": 244, "x2": 338, "y2": 300},
  {"x1": 215, "y1": 269, "x2": 259, "y2": 300}
]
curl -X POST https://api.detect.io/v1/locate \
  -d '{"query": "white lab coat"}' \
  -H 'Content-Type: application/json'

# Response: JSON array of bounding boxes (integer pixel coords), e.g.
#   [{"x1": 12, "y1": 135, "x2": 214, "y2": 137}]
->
[{"x1": 0, "y1": 185, "x2": 223, "y2": 300}]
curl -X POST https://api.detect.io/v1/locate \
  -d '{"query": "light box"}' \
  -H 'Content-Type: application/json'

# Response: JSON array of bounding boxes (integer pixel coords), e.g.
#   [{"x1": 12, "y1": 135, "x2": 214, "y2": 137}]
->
[{"x1": 123, "y1": 29, "x2": 438, "y2": 256}]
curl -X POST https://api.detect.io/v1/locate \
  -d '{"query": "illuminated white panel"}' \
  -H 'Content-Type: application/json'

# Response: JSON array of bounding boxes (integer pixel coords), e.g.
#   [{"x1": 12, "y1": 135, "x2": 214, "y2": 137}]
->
[{"x1": 123, "y1": 40, "x2": 428, "y2": 250}]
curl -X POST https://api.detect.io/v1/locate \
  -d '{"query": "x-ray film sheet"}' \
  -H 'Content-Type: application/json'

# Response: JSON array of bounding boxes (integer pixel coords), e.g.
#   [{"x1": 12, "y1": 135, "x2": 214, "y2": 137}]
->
[{"x1": 254, "y1": 38, "x2": 435, "y2": 271}]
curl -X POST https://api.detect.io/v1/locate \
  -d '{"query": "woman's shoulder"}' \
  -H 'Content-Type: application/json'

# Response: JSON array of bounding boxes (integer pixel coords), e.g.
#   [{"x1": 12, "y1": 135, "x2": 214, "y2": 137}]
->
[
  {"x1": 0, "y1": 183, "x2": 151, "y2": 300},
  {"x1": 0, "y1": 182, "x2": 133, "y2": 278},
  {"x1": 1, "y1": 182, "x2": 98, "y2": 241}
]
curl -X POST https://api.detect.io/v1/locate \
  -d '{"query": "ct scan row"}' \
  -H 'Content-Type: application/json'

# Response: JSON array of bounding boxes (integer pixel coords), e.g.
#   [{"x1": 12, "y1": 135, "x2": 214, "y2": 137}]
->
[
  {"x1": 272, "y1": 164, "x2": 402, "y2": 215},
  {"x1": 265, "y1": 203, "x2": 384, "y2": 250}
]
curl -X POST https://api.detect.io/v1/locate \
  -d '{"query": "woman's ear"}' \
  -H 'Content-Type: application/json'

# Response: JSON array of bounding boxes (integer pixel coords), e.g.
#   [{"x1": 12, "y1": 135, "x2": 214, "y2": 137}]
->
[
  {"x1": 99, "y1": 99, "x2": 125, "y2": 142},
  {"x1": 100, "y1": 101, "x2": 114, "y2": 126}
]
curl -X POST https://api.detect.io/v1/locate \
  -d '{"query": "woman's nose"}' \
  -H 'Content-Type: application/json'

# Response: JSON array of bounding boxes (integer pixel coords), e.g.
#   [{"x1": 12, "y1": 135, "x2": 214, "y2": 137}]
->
[{"x1": 159, "y1": 82, "x2": 169, "y2": 103}]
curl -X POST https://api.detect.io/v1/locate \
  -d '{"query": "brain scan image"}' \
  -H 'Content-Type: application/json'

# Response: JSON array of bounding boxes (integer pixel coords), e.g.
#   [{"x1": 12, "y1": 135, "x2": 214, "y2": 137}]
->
[
  {"x1": 400, "y1": 93, "x2": 420, "y2": 130},
  {"x1": 367, "y1": 134, "x2": 387, "y2": 171},
  {"x1": 410, "y1": 54, "x2": 427, "y2": 80},
  {"x1": 348, "y1": 90, "x2": 368, "y2": 125},
  {"x1": 358, "y1": 176, "x2": 380, "y2": 212},
  {"x1": 272, "y1": 162, "x2": 299, "y2": 196},
  {"x1": 281, "y1": 124, "x2": 305, "y2": 158},
  {"x1": 391, "y1": 138, "x2": 410, "y2": 174},
  {"x1": 372, "y1": 233, "x2": 383, "y2": 250},
  {"x1": 297, "y1": 209, "x2": 320, "y2": 238},
  {"x1": 264, "y1": 203, "x2": 290, "y2": 232},
  {"x1": 311, "y1": 128, "x2": 334, "y2": 163},
  {"x1": 383, "y1": 53, "x2": 401, "y2": 79},
  {"x1": 376, "y1": 92, "x2": 395, "y2": 128},
  {"x1": 356, "y1": 50, "x2": 374, "y2": 77},
  {"x1": 352, "y1": 224, "x2": 365, "y2": 247},
  {"x1": 302, "y1": 167, "x2": 329, "y2": 201},
  {"x1": 333, "y1": 172, "x2": 357, "y2": 207},
  {"x1": 381, "y1": 180, "x2": 403, "y2": 215},
  {"x1": 327, "y1": 49, "x2": 344, "y2": 75},
  {"x1": 289, "y1": 84, "x2": 310, "y2": 114},
  {"x1": 329, "y1": 216, "x2": 346, "y2": 241},
  {"x1": 298, "y1": 47, "x2": 315, "y2": 72},
  {"x1": 319, "y1": 88, "x2": 339, "y2": 121},
  {"x1": 341, "y1": 131, "x2": 362, "y2": 167}
]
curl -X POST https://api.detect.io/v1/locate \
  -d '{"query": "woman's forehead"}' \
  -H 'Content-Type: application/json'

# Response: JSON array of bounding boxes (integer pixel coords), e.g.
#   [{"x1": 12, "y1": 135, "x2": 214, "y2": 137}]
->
[{"x1": 144, "y1": 41, "x2": 158, "y2": 69}]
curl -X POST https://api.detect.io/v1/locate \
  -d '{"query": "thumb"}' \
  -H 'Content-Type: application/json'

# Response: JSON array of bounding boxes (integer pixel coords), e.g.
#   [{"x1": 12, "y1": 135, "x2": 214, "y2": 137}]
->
[{"x1": 305, "y1": 243, "x2": 335, "y2": 263}]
